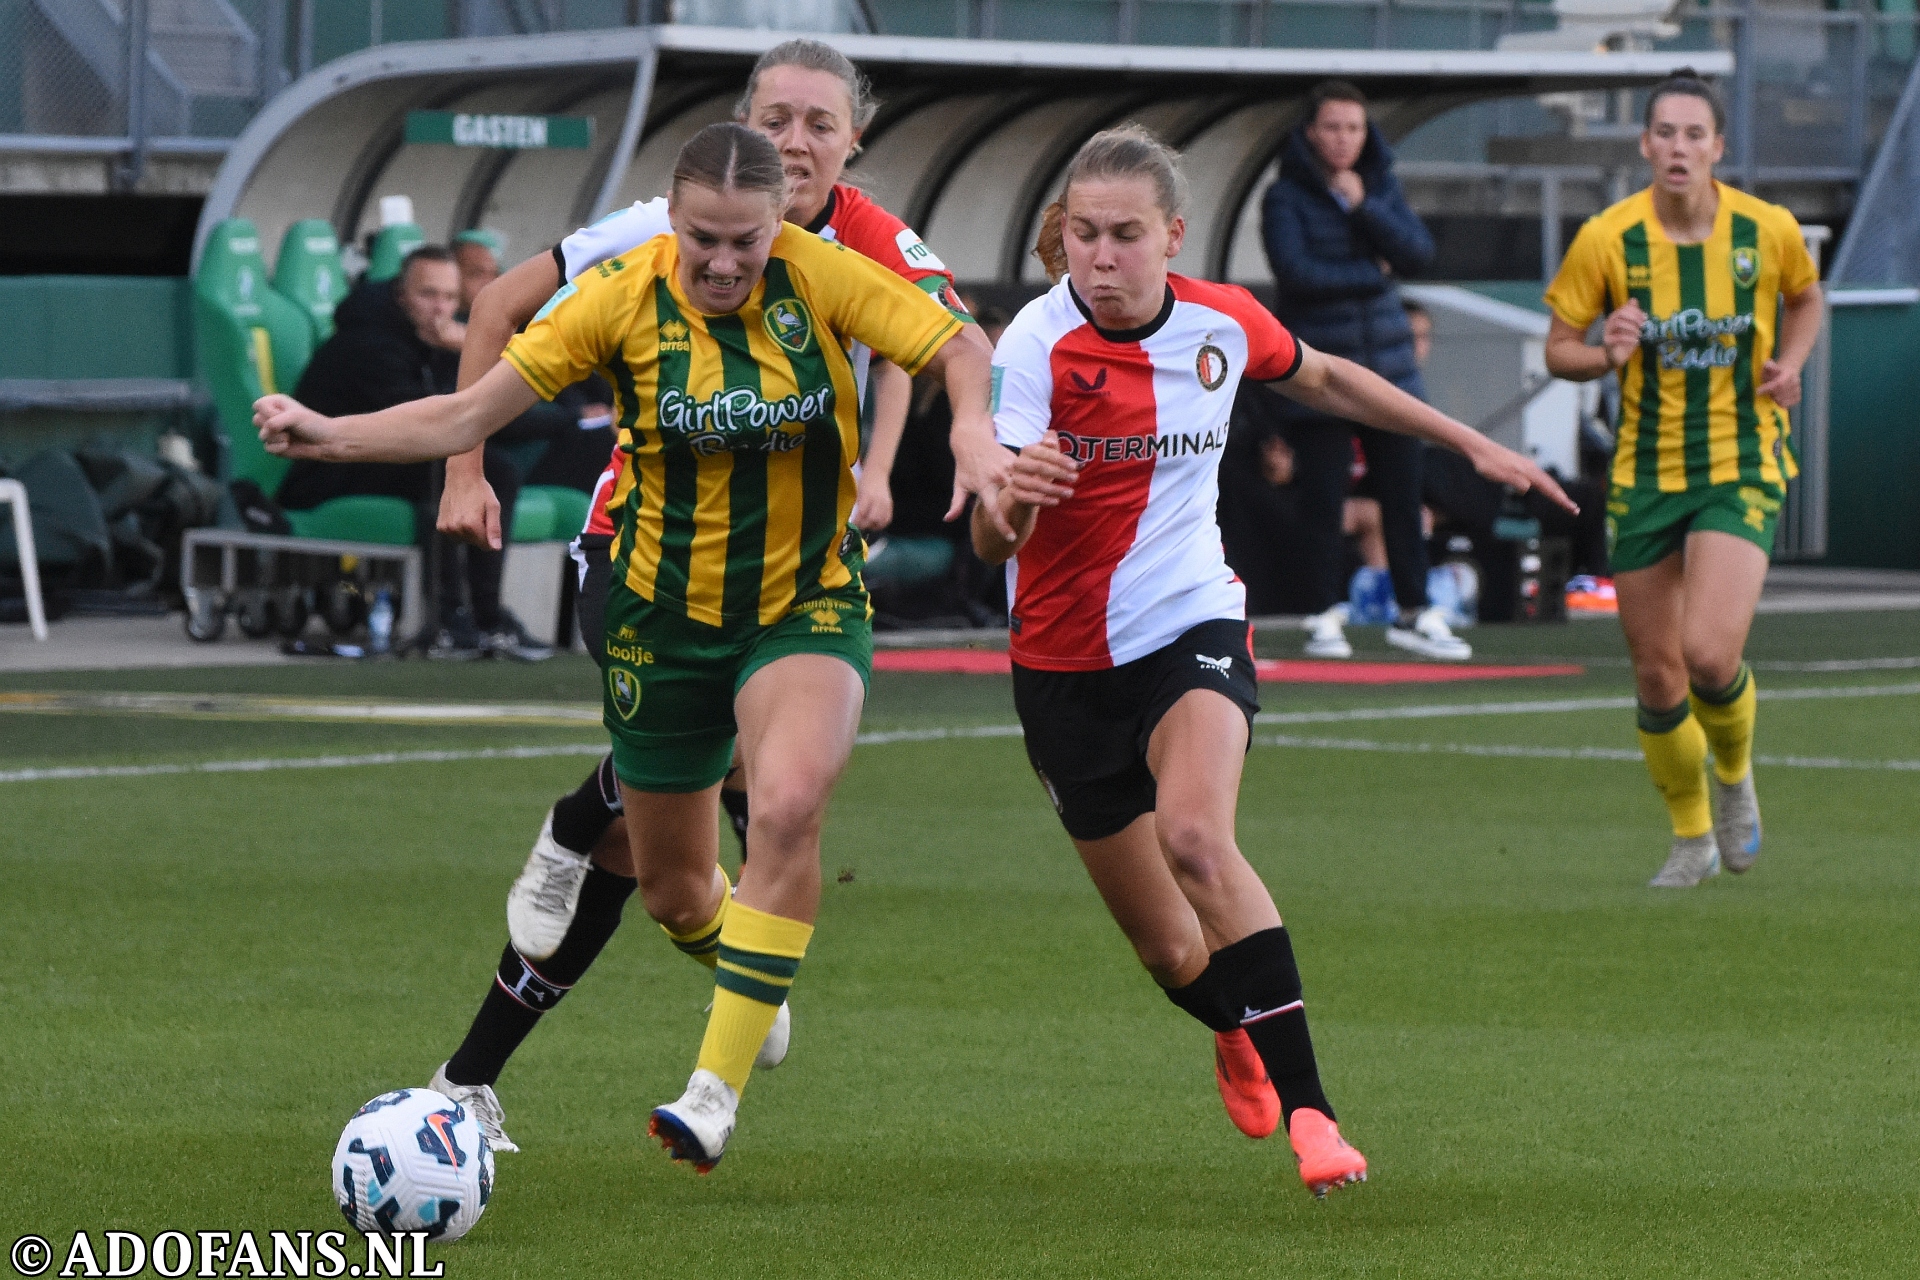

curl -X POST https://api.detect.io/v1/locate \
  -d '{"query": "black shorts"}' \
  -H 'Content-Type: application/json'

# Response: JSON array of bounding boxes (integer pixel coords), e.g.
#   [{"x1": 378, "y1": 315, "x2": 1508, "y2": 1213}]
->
[
  {"x1": 571, "y1": 533, "x2": 614, "y2": 670},
  {"x1": 1011, "y1": 618, "x2": 1259, "y2": 842}
]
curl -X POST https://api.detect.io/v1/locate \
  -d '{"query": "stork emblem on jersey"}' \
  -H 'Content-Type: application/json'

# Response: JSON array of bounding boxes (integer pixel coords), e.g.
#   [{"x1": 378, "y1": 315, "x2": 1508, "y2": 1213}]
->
[
  {"x1": 608, "y1": 667, "x2": 641, "y2": 721},
  {"x1": 764, "y1": 298, "x2": 815, "y2": 354},
  {"x1": 1730, "y1": 247, "x2": 1760, "y2": 289},
  {"x1": 1196, "y1": 344, "x2": 1229, "y2": 391},
  {"x1": 1196, "y1": 654, "x2": 1233, "y2": 677}
]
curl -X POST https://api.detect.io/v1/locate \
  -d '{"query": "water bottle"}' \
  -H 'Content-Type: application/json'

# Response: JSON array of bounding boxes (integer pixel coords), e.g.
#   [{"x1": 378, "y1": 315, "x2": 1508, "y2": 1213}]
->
[{"x1": 367, "y1": 588, "x2": 394, "y2": 655}]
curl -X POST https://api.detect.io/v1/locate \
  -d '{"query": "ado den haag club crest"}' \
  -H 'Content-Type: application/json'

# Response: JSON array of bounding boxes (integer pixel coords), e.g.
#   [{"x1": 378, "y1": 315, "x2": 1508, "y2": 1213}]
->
[
  {"x1": 608, "y1": 666, "x2": 641, "y2": 721},
  {"x1": 1730, "y1": 246, "x2": 1760, "y2": 289},
  {"x1": 765, "y1": 298, "x2": 815, "y2": 354}
]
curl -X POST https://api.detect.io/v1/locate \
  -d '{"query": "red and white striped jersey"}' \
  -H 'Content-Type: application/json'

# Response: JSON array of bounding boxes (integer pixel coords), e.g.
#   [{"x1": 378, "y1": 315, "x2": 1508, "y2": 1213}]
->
[
  {"x1": 993, "y1": 273, "x2": 1302, "y2": 671},
  {"x1": 566, "y1": 184, "x2": 967, "y2": 540}
]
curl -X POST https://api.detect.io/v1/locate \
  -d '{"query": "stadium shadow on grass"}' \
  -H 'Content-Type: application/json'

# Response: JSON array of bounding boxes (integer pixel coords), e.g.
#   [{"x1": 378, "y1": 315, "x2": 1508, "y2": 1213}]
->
[{"x1": 2, "y1": 613, "x2": 1917, "y2": 1276}]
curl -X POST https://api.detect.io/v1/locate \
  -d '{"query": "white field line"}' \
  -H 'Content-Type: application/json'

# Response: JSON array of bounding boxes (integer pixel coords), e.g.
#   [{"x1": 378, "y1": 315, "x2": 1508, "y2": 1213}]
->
[
  {"x1": 1253, "y1": 734, "x2": 1920, "y2": 772},
  {"x1": 0, "y1": 744, "x2": 607, "y2": 784},
  {"x1": 3, "y1": 680, "x2": 1916, "y2": 785},
  {"x1": 1251, "y1": 680, "x2": 1920, "y2": 726}
]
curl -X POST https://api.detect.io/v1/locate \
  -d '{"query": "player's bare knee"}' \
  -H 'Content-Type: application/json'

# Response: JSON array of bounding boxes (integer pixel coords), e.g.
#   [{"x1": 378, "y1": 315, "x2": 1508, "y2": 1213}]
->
[
  {"x1": 1135, "y1": 934, "x2": 1205, "y2": 985},
  {"x1": 748, "y1": 777, "x2": 828, "y2": 854},
  {"x1": 1684, "y1": 647, "x2": 1741, "y2": 694},
  {"x1": 635, "y1": 866, "x2": 713, "y2": 934},
  {"x1": 1159, "y1": 817, "x2": 1234, "y2": 889}
]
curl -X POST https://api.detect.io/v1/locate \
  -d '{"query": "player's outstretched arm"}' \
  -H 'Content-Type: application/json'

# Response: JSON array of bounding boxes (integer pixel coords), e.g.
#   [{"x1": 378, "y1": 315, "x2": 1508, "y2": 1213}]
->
[
  {"x1": 925, "y1": 325, "x2": 1017, "y2": 538},
  {"x1": 853, "y1": 359, "x2": 910, "y2": 531},
  {"x1": 1275, "y1": 343, "x2": 1578, "y2": 515},
  {"x1": 971, "y1": 431, "x2": 1080, "y2": 566},
  {"x1": 256, "y1": 361, "x2": 541, "y2": 464},
  {"x1": 440, "y1": 251, "x2": 569, "y2": 548}
]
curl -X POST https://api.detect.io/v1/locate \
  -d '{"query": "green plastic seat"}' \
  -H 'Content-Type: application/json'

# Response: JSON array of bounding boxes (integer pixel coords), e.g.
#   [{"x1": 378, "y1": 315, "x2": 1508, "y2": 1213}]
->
[
  {"x1": 285, "y1": 495, "x2": 417, "y2": 545},
  {"x1": 194, "y1": 217, "x2": 415, "y2": 547},
  {"x1": 508, "y1": 486, "x2": 589, "y2": 542},
  {"x1": 273, "y1": 219, "x2": 348, "y2": 344},
  {"x1": 365, "y1": 223, "x2": 427, "y2": 282}
]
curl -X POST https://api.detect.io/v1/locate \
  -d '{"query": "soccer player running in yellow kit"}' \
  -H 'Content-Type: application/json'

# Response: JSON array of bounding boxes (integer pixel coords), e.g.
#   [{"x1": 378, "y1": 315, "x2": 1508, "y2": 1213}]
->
[
  {"x1": 257, "y1": 123, "x2": 1006, "y2": 1172},
  {"x1": 1544, "y1": 70, "x2": 1822, "y2": 887},
  {"x1": 416, "y1": 42, "x2": 993, "y2": 1155},
  {"x1": 973, "y1": 128, "x2": 1573, "y2": 1195}
]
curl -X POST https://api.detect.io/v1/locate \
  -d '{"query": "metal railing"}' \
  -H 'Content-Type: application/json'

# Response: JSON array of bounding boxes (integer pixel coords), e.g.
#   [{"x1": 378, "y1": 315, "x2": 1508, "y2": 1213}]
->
[{"x1": 3, "y1": 0, "x2": 1916, "y2": 210}]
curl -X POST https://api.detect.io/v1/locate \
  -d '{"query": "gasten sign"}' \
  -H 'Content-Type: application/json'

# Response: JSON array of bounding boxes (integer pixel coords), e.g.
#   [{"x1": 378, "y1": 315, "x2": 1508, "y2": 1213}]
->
[{"x1": 404, "y1": 111, "x2": 593, "y2": 150}]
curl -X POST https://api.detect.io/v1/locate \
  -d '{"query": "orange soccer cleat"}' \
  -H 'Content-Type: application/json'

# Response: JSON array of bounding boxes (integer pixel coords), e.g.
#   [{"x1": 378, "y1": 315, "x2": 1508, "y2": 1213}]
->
[
  {"x1": 1287, "y1": 1107, "x2": 1367, "y2": 1197},
  {"x1": 1213, "y1": 1029, "x2": 1281, "y2": 1139}
]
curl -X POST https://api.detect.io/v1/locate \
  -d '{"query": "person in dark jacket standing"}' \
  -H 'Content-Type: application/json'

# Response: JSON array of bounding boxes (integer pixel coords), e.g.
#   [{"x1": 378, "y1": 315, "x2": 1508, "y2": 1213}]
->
[
  {"x1": 277, "y1": 245, "x2": 543, "y2": 655},
  {"x1": 1261, "y1": 80, "x2": 1469, "y2": 660}
]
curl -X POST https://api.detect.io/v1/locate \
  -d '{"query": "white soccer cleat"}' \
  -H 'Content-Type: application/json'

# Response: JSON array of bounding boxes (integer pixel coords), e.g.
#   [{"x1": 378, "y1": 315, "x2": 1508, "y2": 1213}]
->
[
  {"x1": 1712, "y1": 772, "x2": 1763, "y2": 873},
  {"x1": 648, "y1": 1069, "x2": 739, "y2": 1174},
  {"x1": 1386, "y1": 607, "x2": 1472, "y2": 661},
  {"x1": 429, "y1": 1061, "x2": 520, "y2": 1154},
  {"x1": 506, "y1": 810, "x2": 591, "y2": 961},
  {"x1": 1303, "y1": 605, "x2": 1352, "y2": 659},
  {"x1": 1648, "y1": 832, "x2": 1721, "y2": 888},
  {"x1": 755, "y1": 1000, "x2": 791, "y2": 1070}
]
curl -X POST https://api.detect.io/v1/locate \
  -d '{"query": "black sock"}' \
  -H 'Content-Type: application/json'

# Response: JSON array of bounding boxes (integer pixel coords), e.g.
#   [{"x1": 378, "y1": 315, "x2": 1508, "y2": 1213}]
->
[
  {"x1": 444, "y1": 867, "x2": 637, "y2": 1086},
  {"x1": 549, "y1": 754, "x2": 623, "y2": 855},
  {"x1": 1162, "y1": 961, "x2": 1240, "y2": 1032},
  {"x1": 719, "y1": 781, "x2": 750, "y2": 864},
  {"x1": 1207, "y1": 927, "x2": 1335, "y2": 1125}
]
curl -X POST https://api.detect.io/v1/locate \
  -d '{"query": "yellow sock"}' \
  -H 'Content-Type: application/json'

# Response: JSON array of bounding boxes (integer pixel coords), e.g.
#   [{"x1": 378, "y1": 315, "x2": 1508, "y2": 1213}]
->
[
  {"x1": 1690, "y1": 664, "x2": 1756, "y2": 785},
  {"x1": 1637, "y1": 699, "x2": 1713, "y2": 838},
  {"x1": 695, "y1": 902, "x2": 812, "y2": 1095},
  {"x1": 661, "y1": 868, "x2": 730, "y2": 970}
]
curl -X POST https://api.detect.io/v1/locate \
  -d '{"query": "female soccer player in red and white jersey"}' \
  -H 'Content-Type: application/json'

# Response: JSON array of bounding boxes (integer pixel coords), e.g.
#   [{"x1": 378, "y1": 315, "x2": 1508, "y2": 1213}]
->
[
  {"x1": 973, "y1": 127, "x2": 1573, "y2": 1196},
  {"x1": 418, "y1": 40, "x2": 1004, "y2": 1153}
]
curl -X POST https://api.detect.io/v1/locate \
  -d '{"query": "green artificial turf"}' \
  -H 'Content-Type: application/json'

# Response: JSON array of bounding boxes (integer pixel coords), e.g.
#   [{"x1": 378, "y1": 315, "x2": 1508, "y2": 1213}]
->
[{"x1": 2, "y1": 613, "x2": 1918, "y2": 1276}]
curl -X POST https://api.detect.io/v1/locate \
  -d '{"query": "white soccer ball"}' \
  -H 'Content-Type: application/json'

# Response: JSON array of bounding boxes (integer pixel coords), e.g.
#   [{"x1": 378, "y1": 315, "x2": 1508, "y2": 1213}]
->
[{"x1": 332, "y1": 1088, "x2": 494, "y2": 1243}]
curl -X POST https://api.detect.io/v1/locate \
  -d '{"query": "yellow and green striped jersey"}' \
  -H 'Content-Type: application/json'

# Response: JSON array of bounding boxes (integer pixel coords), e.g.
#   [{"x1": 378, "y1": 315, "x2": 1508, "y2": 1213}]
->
[
  {"x1": 1545, "y1": 182, "x2": 1819, "y2": 493},
  {"x1": 504, "y1": 223, "x2": 963, "y2": 627}
]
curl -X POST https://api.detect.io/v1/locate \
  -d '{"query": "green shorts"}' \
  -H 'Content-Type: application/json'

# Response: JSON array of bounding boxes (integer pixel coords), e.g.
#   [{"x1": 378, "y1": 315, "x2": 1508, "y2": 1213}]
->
[
  {"x1": 1605, "y1": 479, "x2": 1784, "y2": 574},
  {"x1": 600, "y1": 579, "x2": 872, "y2": 793}
]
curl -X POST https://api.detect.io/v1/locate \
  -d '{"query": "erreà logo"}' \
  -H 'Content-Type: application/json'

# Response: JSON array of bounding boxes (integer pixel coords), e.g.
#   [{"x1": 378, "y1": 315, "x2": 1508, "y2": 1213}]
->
[
  {"x1": 1196, "y1": 344, "x2": 1229, "y2": 391},
  {"x1": 764, "y1": 298, "x2": 814, "y2": 354},
  {"x1": 1069, "y1": 368, "x2": 1108, "y2": 393},
  {"x1": 660, "y1": 320, "x2": 689, "y2": 342},
  {"x1": 608, "y1": 667, "x2": 641, "y2": 721}
]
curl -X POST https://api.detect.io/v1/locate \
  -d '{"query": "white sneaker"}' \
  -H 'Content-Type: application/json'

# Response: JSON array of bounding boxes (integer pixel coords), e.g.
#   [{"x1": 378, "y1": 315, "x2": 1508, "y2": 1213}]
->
[
  {"x1": 1648, "y1": 833, "x2": 1721, "y2": 888},
  {"x1": 1303, "y1": 605, "x2": 1352, "y2": 659},
  {"x1": 506, "y1": 811, "x2": 590, "y2": 961},
  {"x1": 429, "y1": 1062, "x2": 520, "y2": 1154},
  {"x1": 1712, "y1": 772, "x2": 1763, "y2": 873},
  {"x1": 1386, "y1": 607, "x2": 1473, "y2": 661},
  {"x1": 756, "y1": 1001, "x2": 791, "y2": 1070},
  {"x1": 648, "y1": 1068, "x2": 739, "y2": 1173}
]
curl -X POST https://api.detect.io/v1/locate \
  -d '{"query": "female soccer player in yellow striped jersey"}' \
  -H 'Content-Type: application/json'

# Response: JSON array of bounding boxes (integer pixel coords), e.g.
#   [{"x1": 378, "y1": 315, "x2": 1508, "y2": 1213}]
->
[
  {"x1": 1545, "y1": 69, "x2": 1823, "y2": 886},
  {"x1": 256, "y1": 122, "x2": 1002, "y2": 1169}
]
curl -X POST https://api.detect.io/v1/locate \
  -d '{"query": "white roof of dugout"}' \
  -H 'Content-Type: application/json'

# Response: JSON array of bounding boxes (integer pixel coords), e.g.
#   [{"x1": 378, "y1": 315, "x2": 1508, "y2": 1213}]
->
[{"x1": 194, "y1": 25, "x2": 1730, "y2": 285}]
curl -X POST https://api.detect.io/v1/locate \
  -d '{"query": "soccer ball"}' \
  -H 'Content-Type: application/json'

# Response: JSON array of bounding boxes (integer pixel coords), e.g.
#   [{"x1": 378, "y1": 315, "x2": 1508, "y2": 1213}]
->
[{"x1": 332, "y1": 1088, "x2": 493, "y2": 1242}]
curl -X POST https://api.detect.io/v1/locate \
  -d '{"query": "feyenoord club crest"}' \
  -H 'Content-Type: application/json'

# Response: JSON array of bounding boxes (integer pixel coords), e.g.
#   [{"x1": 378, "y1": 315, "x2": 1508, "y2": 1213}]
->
[
  {"x1": 1730, "y1": 247, "x2": 1760, "y2": 289},
  {"x1": 1195, "y1": 344, "x2": 1229, "y2": 391},
  {"x1": 608, "y1": 667, "x2": 641, "y2": 721},
  {"x1": 764, "y1": 298, "x2": 815, "y2": 354}
]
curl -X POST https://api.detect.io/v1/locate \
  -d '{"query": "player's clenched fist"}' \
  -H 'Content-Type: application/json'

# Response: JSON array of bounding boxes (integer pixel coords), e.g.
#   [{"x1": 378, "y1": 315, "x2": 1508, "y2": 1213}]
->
[
  {"x1": 253, "y1": 394, "x2": 340, "y2": 460},
  {"x1": 1005, "y1": 430, "x2": 1081, "y2": 509},
  {"x1": 1602, "y1": 299, "x2": 1648, "y2": 371}
]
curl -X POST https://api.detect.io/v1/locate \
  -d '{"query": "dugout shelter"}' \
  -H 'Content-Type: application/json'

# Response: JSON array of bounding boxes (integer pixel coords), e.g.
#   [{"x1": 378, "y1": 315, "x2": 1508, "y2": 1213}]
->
[{"x1": 192, "y1": 25, "x2": 1727, "y2": 291}]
